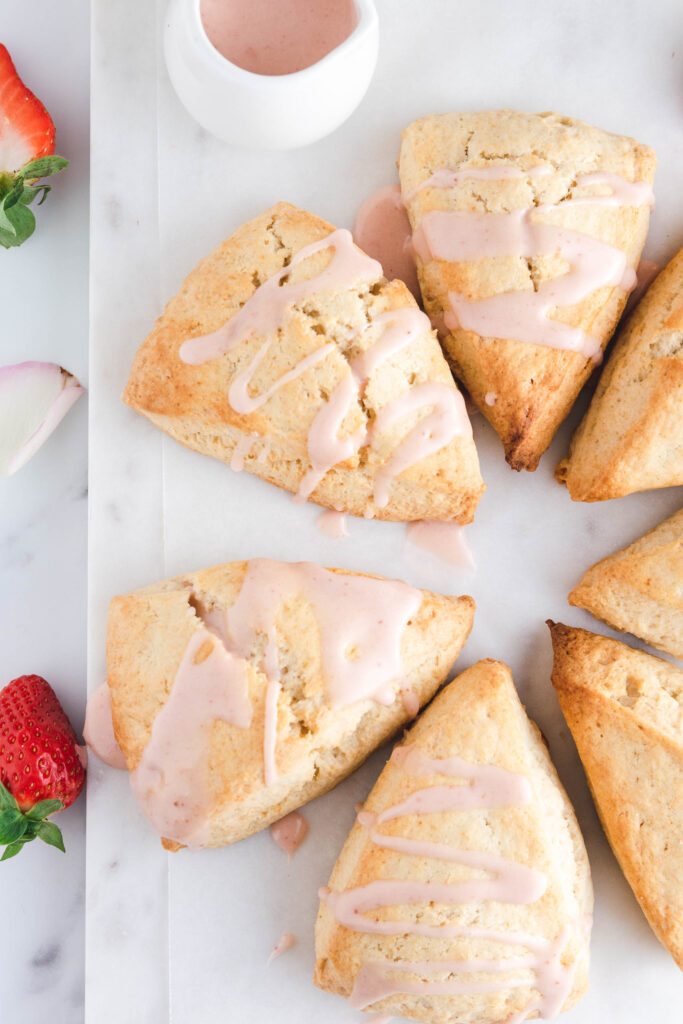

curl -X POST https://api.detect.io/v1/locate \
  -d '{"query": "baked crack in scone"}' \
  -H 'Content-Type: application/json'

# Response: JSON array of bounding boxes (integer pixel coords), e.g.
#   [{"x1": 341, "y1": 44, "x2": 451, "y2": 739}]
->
[
  {"x1": 315, "y1": 660, "x2": 592, "y2": 1023},
  {"x1": 106, "y1": 558, "x2": 474, "y2": 849},
  {"x1": 569, "y1": 507, "x2": 683, "y2": 658},
  {"x1": 123, "y1": 202, "x2": 484, "y2": 522},
  {"x1": 549, "y1": 622, "x2": 683, "y2": 968},
  {"x1": 557, "y1": 246, "x2": 683, "y2": 499},
  {"x1": 399, "y1": 110, "x2": 656, "y2": 470}
]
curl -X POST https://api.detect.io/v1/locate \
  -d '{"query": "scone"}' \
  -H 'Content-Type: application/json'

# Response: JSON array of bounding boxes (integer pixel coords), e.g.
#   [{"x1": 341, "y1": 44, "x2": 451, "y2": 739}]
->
[
  {"x1": 549, "y1": 622, "x2": 683, "y2": 968},
  {"x1": 569, "y1": 508, "x2": 683, "y2": 658},
  {"x1": 106, "y1": 558, "x2": 475, "y2": 850},
  {"x1": 123, "y1": 202, "x2": 484, "y2": 522},
  {"x1": 399, "y1": 110, "x2": 656, "y2": 471},
  {"x1": 557, "y1": 246, "x2": 683, "y2": 499},
  {"x1": 315, "y1": 660, "x2": 592, "y2": 1023}
]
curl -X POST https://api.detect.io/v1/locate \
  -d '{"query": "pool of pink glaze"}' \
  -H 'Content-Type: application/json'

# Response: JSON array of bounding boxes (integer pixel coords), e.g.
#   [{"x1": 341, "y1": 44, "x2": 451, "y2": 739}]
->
[{"x1": 200, "y1": 0, "x2": 358, "y2": 76}]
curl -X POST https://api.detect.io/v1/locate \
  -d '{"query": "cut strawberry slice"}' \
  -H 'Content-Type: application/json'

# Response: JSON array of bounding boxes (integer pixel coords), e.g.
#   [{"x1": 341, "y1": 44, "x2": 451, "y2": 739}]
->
[
  {"x1": 0, "y1": 43, "x2": 67, "y2": 248},
  {"x1": 0, "y1": 44, "x2": 56, "y2": 172}
]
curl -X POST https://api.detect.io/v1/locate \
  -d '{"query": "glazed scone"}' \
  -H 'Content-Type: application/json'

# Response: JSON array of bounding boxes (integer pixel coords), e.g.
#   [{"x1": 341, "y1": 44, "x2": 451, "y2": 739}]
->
[
  {"x1": 399, "y1": 110, "x2": 656, "y2": 471},
  {"x1": 315, "y1": 660, "x2": 592, "y2": 1023},
  {"x1": 106, "y1": 558, "x2": 475, "y2": 850},
  {"x1": 549, "y1": 622, "x2": 683, "y2": 968},
  {"x1": 569, "y1": 507, "x2": 683, "y2": 658},
  {"x1": 557, "y1": 246, "x2": 683, "y2": 499},
  {"x1": 123, "y1": 202, "x2": 484, "y2": 522}
]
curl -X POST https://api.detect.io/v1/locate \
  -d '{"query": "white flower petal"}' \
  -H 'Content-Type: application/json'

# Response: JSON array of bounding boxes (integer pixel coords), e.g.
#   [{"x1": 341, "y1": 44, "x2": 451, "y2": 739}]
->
[{"x1": 0, "y1": 361, "x2": 85, "y2": 476}]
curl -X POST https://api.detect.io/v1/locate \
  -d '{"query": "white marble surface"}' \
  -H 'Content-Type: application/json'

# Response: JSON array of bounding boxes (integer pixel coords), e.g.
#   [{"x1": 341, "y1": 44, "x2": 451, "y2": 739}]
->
[
  {"x1": 0, "y1": 2, "x2": 90, "y2": 1021},
  {"x1": 87, "y1": 1, "x2": 683, "y2": 1023}
]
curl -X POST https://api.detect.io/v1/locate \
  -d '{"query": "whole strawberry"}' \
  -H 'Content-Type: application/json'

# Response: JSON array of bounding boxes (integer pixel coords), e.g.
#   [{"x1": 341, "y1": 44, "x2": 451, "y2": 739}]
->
[
  {"x1": 0, "y1": 674, "x2": 85, "y2": 860},
  {"x1": 0, "y1": 43, "x2": 68, "y2": 248}
]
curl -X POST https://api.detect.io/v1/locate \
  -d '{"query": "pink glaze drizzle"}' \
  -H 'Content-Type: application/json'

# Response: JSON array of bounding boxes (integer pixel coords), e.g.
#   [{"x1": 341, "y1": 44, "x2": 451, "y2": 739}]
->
[
  {"x1": 354, "y1": 184, "x2": 420, "y2": 300},
  {"x1": 230, "y1": 434, "x2": 254, "y2": 471},
  {"x1": 371, "y1": 383, "x2": 471, "y2": 509},
  {"x1": 322, "y1": 744, "x2": 586, "y2": 1019},
  {"x1": 270, "y1": 810, "x2": 309, "y2": 856},
  {"x1": 130, "y1": 629, "x2": 252, "y2": 846},
  {"x1": 406, "y1": 520, "x2": 475, "y2": 570},
  {"x1": 222, "y1": 560, "x2": 422, "y2": 710},
  {"x1": 268, "y1": 932, "x2": 296, "y2": 963},
  {"x1": 410, "y1": 167, "x2": 653, "y2": 360},
  {"x1": 138, "y1": 559, "x2": 422, "y2": 836},
  {"x1": 179, "y1": 229, "x2": 469, "y2": 511},
  {"x1": 179, "y1": 229, "x2": 381, "y2": 367},
  {"x1": 83, "y1": 681, "x2": 127, "y2": 770}
]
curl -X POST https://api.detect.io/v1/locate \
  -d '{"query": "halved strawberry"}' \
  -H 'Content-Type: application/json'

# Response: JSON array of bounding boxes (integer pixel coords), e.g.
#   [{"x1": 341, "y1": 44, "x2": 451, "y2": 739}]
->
[
  {"x1": 0, "y1": 43, "x2": 68, "y2": 248},
  {"x1": 0, "y1": 674, "x2": 86, "y2": 860}
]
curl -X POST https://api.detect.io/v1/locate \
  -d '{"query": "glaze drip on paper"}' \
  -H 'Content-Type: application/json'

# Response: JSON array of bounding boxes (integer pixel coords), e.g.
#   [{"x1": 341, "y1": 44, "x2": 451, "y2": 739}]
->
[
  {"x1": 179, "y1": 229, "x2": 470, "y2": 511},
  {"x1": 83, "y1": 681, "x2": 127, "y2": 770},
  {"x1": 131, "y1": 561, "x2": 423, "y2": 844},
  {"x1": 270, "y1": 810, "x2": 309, "y2": 856},
  {"x1": 410, "y1": 166, "x2": 653, "y2": 359},
  {"x1": 321, "y1": 743, "x2": 587, "y2": 1020}
]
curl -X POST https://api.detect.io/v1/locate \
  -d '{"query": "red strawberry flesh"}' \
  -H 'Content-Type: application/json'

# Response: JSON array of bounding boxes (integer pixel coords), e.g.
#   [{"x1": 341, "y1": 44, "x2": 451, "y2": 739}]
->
[
  {"x1": 0, "y1": 44, "x2": 56, "y2": 174},
  {"x1": 0, "y1": 674, "x2": 84, "y2": 811}
]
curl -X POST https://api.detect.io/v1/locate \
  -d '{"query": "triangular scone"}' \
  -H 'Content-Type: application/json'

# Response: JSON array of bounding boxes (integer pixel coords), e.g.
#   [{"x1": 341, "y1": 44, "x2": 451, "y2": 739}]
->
[
  {"x1": 569, "y1": 508, "x2": 683, "y2": 658},
  {"x1": 557, "y1": 247, "x2": 683, "y2": 499},
  {"x1": 549, "y1": 623, "x2": 683, "y2": 968},
  {"x1": 106, "y1": 558, "x2": 474, "y2": 850},
  {"x1": 399, "y1": 110, "x2": 656, "y2": 471},
  {"x1": 315, "y1": 660, "x2": 592, "y2": 1024},
  {"x1": 123, "y1": 202, "x2": 484, "y2": 522}
]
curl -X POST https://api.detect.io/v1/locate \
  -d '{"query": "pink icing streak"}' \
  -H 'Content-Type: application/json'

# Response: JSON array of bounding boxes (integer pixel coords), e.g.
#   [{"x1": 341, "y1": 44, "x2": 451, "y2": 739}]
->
[
  {"x1": 179, "y1": 229, "x2": 381, "y2": 367},
  {"x1": 354, "y1": 184, "x2": 420, "y2": 300},
  {"x1": 268, "y1": 932, "x2": 296, "y2": 963},
  {"x1": 230, "y1": 434, "x2": 254, "y2": 471},
  {"x1": 406, "y1": 520, "x2": 475, "y2": 570},
  {"x1": 222, "y1": 560, "x2": 422, "y2": 710},
  {"x1": 130, "y1": 628, "x2": 251, "y2": 846},
  {"x1": 83, "y1": 681, "x2": 127, "y2": 770},
  {"x1": 270, "y1": 810, "x2": 309, "y2": 856},
  {"x1": 179, "y1": 226, "x2": 469, "y2": 512},
  {"x1": 371, "y1": 384, "x2": 471, "y2": 509},
  {"x1": 410, "y1": 167, "x2": 653, "y2": 360},
  {"x1": 296, "y1": 306, "x2": 469, "y2": 507},
  {"x1": 316, "y1": 509, "x2": 348, "y2": 537},
  {"x1": 322, "y1": 743, "x2": 586, "y2": 1020}
]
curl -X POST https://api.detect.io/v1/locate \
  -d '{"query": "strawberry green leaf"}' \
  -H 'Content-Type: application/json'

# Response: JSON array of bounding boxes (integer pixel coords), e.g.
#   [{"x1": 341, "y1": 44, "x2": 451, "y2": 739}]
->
[
  {"x1": 0, "y1": 782, "x2": 19, "y2": 813},
  {"x1": 0, "y1": 202, "x2": 36, "y2": 248},
  {"x1": 33, "y1": 820, "x2": 65, "y2": 853},
  {"x1": 25, "y1": 798, "x2": 63, "y2": 821},
  {"x1": 0, "y1": 809, "x2": 28, "y2": 844},
  {"x1": 1, "y1": 840, "x2": 26, "y2": 861},
  {"x1": 20, "y1": 184, "x2": 51, "y2": 207},
  {"x1": 2, "y1": 176, "x2": 25, "y2": 211},
  {"x1": 21, "y1": 156, "x2": 69, "y2": 179}
]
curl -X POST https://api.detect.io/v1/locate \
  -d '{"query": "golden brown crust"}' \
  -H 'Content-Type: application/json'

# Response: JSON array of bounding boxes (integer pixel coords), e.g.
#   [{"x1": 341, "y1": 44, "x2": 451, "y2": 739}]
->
[
  {"x1": 107, "y1": 561, "x2": 475, "y2": 849},
  {"x1": 315, "y1": 660, "x2": 592, "y2": 1023},
  {"x1": 569, "y1": 508, "x2": 683, "y2": 658},
  {"x1": 123, "y1": 202, "x2": 484, "y2": 522},
  {"x1": 557, "y1": 246, "x2": 683, "y2": 499},
  {"x1": 399, "y1": 110, "x2": 656, "y2": 471},
  {"x1": 549, "y1": 622, "x2": 683, "y2": 968}
]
